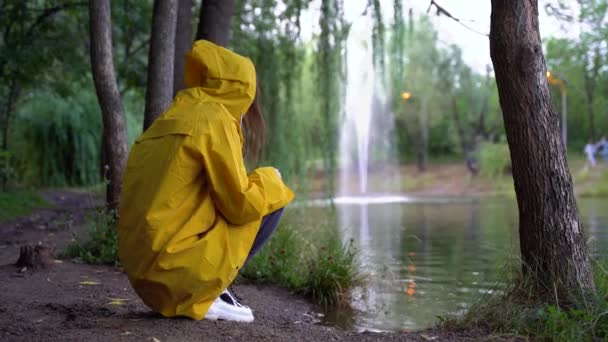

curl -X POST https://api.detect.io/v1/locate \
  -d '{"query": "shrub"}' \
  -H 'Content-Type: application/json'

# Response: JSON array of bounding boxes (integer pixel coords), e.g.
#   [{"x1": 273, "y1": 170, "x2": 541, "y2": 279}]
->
[
  {"x1": 64, "y1": 210, "x2": 118, "y2": 265},
  {"x1": 477, "y1": 141, "x2": 511, "y2": 181}
]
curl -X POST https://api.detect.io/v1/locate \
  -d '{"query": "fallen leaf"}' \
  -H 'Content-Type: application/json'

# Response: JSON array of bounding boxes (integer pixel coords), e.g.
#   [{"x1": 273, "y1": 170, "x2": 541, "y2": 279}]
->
[
  {"x1": 107, "y1": 298, "x2": 128, "y2": 305},
  {"x1": 120, "y1": 332, "x2": 132, "y2": 336},
  {"x1": 151, "y1": 337, "x2": 161, "y2": 342},
  {"x1": 53, "y1": 259, "x2": 63, "y2": 264},
  {"x1": 107, "y1": 300, "x2": 126, "y2": 306},
  {"x1": 421, "y1": 334, "x2": 438, "y2": 341},
  {"x1": 79, "y1": 281, "x2": 100, "y2": 285}
]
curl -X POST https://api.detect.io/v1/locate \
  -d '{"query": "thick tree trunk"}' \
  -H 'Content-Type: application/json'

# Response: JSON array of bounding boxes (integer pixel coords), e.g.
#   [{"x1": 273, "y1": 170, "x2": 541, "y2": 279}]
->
[
  {"x1": 490, "y1": 0, "x2": 594, "y2": 295},
  {"x1": 173, "y1": 0, "x2": 193, "y2": 96},
  {"x1": 143, "y1": 0, "x2": 178, "y2": 130},
  {"x1": 89, "y1": 0, "x2": 129, "y2": 211},
  {"x1": 196, "y1": 0, "x2": 235, "y2": 46}
]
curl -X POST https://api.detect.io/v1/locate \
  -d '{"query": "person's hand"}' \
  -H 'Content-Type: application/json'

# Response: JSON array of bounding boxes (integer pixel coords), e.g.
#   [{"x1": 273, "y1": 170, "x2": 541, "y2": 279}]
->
[{"x1": 274, "y1": 168, "x2": 282, "y2": 179}]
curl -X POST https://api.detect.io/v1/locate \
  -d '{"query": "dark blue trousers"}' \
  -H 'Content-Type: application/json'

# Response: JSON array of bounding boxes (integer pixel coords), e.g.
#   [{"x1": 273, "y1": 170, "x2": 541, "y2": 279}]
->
[{"x1": 244, "y1": 208, "x2": 285, "y2": 264}]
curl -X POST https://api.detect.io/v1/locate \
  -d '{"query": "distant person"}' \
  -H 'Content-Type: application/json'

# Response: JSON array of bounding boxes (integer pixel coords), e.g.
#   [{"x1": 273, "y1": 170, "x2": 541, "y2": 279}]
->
[
  {"x1": 584, "y1": 139, "x2": 597, "y2": 167},
  {"x1": 118, "y1": 40, "x2": 294, "y2": 323},
  {"x1": 598, "y1": 135, "x2": 608, "y2": 163}
]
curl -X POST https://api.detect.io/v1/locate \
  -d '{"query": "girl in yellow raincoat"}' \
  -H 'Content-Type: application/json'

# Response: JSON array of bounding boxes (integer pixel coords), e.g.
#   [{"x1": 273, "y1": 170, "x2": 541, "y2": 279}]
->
[{"x1": 118, "y1": 40, "x2": 294, "y2": 323}]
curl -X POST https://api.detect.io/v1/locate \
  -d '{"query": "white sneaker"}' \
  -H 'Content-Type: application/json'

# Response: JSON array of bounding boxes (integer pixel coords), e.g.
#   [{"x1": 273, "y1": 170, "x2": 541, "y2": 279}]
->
[{"x1": 204, "y1": 288, "x2": 254, "y2": 322}]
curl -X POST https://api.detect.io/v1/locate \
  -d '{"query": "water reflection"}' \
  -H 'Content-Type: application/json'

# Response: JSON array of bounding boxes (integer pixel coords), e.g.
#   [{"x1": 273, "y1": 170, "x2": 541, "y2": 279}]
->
[{"x1": 325, "y1": 198, "x2": 608, "y2": 332}]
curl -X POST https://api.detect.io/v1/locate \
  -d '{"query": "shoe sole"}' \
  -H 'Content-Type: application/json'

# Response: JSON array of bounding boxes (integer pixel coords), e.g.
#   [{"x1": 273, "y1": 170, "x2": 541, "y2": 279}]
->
[{"x1": 204, "y1": 301, "x2": 254, "y2": 323}]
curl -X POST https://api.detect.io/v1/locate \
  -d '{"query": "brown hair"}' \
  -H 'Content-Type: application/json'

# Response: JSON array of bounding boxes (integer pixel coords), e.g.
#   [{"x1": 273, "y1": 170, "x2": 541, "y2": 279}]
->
[{"x1": 241, "y1": 84, "x2": 265, "y2": 163}]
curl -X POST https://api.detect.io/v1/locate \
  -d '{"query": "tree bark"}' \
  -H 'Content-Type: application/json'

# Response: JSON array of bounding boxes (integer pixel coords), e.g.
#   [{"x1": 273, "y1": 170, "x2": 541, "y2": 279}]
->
[
  {"x1": 173, "y1": 0, "x2": 193, "y2": 96},
  {"x1": 490, "y1": 0, "x2": 594, "y2": 296},
  {"x1": 143, "y1": 0, "x2": 178, "y2": 130},
  {"x1": 195, "y1": 0, "x2": 235, "y2": 46},
  {"x1": 1, "y1": 77, "x2": 19, "y2": 190},
  {"x1": 89, "y1": 0, "x2": 129, "y2": 211}
]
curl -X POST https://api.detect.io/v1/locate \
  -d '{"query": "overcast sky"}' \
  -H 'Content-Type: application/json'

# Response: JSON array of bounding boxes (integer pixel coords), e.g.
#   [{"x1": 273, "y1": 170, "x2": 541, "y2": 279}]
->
[{"x1": 300, "y1": 0, "x2": 581, "y2": 73}]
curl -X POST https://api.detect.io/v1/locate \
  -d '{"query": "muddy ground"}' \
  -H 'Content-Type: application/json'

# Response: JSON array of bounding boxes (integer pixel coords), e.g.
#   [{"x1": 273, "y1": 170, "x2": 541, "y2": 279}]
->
[{"x1": 0, "y1": 190, "x2": 519, "y2": 341}]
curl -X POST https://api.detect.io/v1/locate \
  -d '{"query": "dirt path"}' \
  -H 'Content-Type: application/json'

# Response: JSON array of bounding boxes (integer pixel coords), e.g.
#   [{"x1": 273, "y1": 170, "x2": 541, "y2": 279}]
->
[{"x1": 0, "y1": 190, "x2": 506, "y2": 342}]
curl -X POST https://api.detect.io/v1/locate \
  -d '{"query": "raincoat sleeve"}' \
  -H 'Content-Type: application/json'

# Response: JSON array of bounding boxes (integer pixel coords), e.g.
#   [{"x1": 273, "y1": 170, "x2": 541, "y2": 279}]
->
[{"x1": 201, "y1": 119, "x2": 294, "y2": 225}]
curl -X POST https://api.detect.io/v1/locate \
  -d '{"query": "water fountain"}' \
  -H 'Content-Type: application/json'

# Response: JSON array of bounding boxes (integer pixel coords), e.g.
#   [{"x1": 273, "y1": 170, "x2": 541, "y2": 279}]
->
[{"x1": 338, "y1": 15, "x2": 400, "y2": 201}]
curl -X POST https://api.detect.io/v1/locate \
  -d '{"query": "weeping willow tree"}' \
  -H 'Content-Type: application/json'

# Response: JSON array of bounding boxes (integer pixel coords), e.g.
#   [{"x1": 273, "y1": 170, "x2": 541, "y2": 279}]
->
[
  {"x1": 316, "y1": 0, "x2": 346, "y2": 195},
  {"x1": 232, "y1": 0, "x2": 312, "y2": 188},
  {"x1": 371, "y1": 0, "x2": 386, "y2": 82}
]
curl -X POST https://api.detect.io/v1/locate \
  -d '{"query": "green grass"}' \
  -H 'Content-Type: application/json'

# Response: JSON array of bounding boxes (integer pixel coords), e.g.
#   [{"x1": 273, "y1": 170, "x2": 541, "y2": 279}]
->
[
  {"x1": 239, "y1": 207, "x2": 363, "y2": 307},
  {"x1": 63, "y1": 210, "x2": 118, "y2": 265},
  {"x1": 0, "y1": 191, "x2": 49, "y2": 222},
  {"x1": 442, "y1": 260, "x2": 608, "y2": 341},
  {"x1": 576, "y1": 167, "x2": 608, "y2": 198}
]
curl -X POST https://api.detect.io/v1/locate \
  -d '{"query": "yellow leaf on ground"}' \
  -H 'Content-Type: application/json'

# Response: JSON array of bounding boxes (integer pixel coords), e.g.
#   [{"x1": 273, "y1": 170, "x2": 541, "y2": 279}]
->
[
  {"x1": 107, "y1": 299, "x2": 126, "y2": 305},
  {"x1": 79, "y1": 281, "x2": 100, "y2": 285},
  {"x1": 152, "y1": 337, "x2": 161, "y2": 342}
]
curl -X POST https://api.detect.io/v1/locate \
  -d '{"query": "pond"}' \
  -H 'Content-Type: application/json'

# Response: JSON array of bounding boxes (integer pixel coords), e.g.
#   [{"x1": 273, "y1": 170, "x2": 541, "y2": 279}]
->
[{"x1": 323, "y1": 197, "x2": 608, "y2": 332}]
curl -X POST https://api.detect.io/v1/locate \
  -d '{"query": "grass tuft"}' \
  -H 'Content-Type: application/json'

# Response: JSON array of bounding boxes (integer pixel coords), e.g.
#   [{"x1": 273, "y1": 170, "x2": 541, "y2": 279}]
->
[
  {"x1": 240, "y1": 208, "x2": 363, "y2": 307},
  {"x1": 64, "y1": 210, "x2": 118, "y2": 265}
]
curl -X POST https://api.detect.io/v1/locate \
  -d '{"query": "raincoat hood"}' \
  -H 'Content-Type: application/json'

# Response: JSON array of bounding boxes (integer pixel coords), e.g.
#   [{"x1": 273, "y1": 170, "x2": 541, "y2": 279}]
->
[{"x1": 184, "y1": 40, "x2": 256, "y2": 120}]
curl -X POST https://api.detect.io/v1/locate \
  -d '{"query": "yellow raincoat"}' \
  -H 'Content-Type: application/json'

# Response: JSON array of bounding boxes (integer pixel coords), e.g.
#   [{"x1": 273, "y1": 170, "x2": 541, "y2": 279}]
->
[{"x1": 118, "y1": 40, "x2": 294, "y2": 320}]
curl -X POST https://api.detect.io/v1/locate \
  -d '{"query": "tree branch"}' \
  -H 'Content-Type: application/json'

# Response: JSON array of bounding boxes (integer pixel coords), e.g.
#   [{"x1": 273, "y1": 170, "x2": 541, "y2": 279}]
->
[
  {"x1": 427, "y1": 0, "x2": 488, "y2": 37},
  {"x1": 26, "y1": 2, "x2": 87, "y2": 38}
]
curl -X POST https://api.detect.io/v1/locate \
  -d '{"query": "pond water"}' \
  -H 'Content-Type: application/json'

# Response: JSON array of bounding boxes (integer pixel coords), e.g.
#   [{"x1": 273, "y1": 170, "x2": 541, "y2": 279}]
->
[{"x1": 324, "y1": 197, "x2": 608, "y2": 332}]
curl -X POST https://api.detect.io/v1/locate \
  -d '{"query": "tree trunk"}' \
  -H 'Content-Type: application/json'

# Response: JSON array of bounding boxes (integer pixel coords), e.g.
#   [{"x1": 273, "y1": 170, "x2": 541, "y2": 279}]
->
[
  {"x1": 143, "y1": 0, "x2": 178, "y2": 130},
  {"x1": 490, "y1": 0, "x2": 594, "y2": 296},
  {"x1": 195, "y1": 0, "x2": 235, "y2": 46},
  {"x1": 173, "y1": 0, "x2": 193, "y2": 96},
  {"x1": 89, "y1": 0, "x2": 129, "y2": 211},
  {"x1": 1, "y1": 77, "x2": 18, "y2": 191}
]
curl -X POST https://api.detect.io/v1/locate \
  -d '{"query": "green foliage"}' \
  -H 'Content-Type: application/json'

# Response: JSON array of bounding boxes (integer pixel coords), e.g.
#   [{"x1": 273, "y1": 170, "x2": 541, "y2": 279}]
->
[
  {"x1": 13, "y1": 89, "x2": 102, "y2": 186},
  {"x1": 64, "y1": 210, "x2": 119, "y2": 265},
  {"x1": 477, "y1": 141, "x2": 511, "y2": 181},
  {"x1": 232, "y1": 0, "x2": 316, "y2": 189},
  {"x1": 0, "y1": 191, "x2": 49, "y2": 222},
  {"x1": 545, "y1": 0, "x2": 608, "y2": 148},
  {"x1": 239, "y1": 223, "x2": 307, "y2": 288},
  {"x1": 241, "y1": 209, "x2": 363, "y2": 307},
  {"x1": 0, "y1": 150, "x2": 15, "y2": 189},
  {"x1": 10, "y1": 87, "x2": 141, "y2": 188}
]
